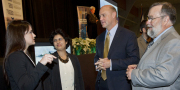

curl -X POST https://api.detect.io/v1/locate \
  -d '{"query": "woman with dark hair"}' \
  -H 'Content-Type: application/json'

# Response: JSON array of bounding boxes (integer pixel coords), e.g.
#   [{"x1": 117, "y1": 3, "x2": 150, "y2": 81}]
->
[
  {"x1": 3, "y1": 20, "x2": 56, "y2": 90},
  {"x1": 44, "y1": 28, "x2": 84, "y2": 90}
]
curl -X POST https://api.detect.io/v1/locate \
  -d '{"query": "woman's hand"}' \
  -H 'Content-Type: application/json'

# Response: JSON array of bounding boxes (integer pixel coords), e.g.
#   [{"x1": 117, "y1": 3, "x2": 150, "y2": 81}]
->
[{"x1": 40, "y1": 54, "x2": 56, "y2": 65}]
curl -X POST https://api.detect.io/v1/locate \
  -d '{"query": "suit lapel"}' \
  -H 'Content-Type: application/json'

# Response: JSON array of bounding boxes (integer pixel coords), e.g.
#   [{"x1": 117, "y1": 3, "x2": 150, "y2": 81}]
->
[
  {"x1": 23, "y1": 52, "x2": 36, "y2": 67},
  {"x1": 141, "y1": 39, "x2": 160, "y2": 61},
  {"x1": 68, "y1": 54, "x2": 76, "y2": 72},
  {"x1": 108, "y1": 26, "x2": 123, "y2": 57},
  {"x1": 53, "y1": 52, "x2": 59, "y2": 64}
]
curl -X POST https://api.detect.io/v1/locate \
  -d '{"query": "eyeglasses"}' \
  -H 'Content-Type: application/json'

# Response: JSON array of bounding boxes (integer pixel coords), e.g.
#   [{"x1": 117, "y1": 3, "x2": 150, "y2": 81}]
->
[
  {"x1": 147, "y1": 15, "x2": 166, "y2": 21},
  {"x1": 53, "y1": 38, "x2": 64, "y2": 42}
]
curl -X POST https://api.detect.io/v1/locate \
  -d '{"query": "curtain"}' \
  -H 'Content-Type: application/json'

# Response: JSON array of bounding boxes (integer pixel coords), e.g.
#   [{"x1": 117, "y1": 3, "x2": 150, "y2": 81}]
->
[{"x1": 22, "y1": 0, "x2": 79, "y2": 38}]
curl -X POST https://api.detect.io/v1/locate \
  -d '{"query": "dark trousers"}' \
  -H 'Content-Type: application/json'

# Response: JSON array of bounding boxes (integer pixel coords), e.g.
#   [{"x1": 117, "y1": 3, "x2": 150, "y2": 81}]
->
[{"x1": 99, "y1": 77, "x2": 109, "y2": 90}]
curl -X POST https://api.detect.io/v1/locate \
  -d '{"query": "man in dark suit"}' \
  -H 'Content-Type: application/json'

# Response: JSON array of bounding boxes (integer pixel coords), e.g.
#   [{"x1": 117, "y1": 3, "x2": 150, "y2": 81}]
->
[
  {"x1": 94, "y1": 5, "x2": 139, "y2": 90},
  {"x1": 87, "y1": 6, "x2": 98, "y2": 39}
]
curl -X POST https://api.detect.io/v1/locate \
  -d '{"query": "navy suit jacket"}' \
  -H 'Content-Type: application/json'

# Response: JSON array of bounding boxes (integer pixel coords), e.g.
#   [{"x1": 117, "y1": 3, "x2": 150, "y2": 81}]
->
[{"x1": 94, "y1": 25, "x2": 139, "y2": 90}]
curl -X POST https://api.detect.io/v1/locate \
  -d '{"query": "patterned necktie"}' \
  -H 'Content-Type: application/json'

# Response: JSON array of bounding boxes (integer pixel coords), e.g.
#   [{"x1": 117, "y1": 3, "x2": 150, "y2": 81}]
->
[
  {"x1": 145, "y1": 41, "x2": 154, "y2": 52},
  {"x1": 101, "y1": 31, "x2": 110, "y2": 80}
]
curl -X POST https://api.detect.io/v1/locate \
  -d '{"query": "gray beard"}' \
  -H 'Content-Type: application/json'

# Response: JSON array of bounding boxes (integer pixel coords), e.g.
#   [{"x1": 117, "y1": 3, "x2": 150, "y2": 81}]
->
[{"x1": 147, "y1": 29, "x2": 155, "y2": 38}]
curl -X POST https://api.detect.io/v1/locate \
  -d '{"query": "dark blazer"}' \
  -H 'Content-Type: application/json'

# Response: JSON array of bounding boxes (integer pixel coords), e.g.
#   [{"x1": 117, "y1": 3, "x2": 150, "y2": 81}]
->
[
  {"x1": 94, "y1": 24, "x2": 140, "y2": 90},
  {"x1": 43, "y1": 52, "x2": 84, "y2": 90},
  {"x1": 87, "y1": 12, "x2": 98, "y2": 39},
  {"x1": 5, "y1": 51, "x2": 48, "y2": 90}
]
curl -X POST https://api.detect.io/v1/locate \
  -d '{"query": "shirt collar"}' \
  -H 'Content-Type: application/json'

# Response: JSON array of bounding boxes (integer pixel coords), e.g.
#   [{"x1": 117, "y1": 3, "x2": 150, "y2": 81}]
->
[
  {"x1": 153, "y1": 26, "x2": 173, "y2": 42},
  {"x1": 141, "y1": 34, "x2": 148, "y2": 43},
  {"x1": 106, "y1": 23, "x2": 118, "y2": 36}
]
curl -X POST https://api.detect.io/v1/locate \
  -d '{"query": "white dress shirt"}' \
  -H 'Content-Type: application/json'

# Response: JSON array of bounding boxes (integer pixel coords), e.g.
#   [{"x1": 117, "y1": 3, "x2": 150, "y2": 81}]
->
[{"x1": 104, "y1": 23, "x2": 118, "y2": 49}]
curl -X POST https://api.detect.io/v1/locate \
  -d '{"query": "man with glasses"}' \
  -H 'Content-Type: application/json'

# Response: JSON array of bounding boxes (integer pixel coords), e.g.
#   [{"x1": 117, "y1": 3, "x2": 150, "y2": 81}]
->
[{"x1": 126, "y1": 2, "x2": 180, "y2": 90}]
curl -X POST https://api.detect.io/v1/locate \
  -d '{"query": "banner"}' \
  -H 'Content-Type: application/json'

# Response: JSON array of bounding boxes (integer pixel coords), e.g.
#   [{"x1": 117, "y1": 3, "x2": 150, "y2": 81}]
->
[
  {"x1": 2, "y1": 0, "x2": 24, "y2": 29},
  {"x1": 77, "y1": 6, "x2": 89, "y2": 39}
]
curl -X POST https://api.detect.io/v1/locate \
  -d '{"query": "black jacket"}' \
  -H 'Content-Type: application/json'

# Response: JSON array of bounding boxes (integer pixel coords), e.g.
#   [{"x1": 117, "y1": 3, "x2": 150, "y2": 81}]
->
[
  {"x1": 43, "y1": 52, "x2": 85, "y2": 90},
  {"x1": 5, "y1": 51, "x2": 48, "y2": 90}
]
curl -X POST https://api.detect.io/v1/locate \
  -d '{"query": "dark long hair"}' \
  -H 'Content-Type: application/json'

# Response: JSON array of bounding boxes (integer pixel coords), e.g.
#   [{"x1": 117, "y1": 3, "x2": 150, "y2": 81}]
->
[{"x1": 3, "y1": 20, "x2": 31, "y2": 84}]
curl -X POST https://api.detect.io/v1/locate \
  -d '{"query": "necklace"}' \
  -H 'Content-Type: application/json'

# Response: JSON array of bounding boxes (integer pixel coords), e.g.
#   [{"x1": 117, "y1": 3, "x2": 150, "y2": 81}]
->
[{"x1": 59, "y1": 55, "x2": 69, "y2": 63}]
